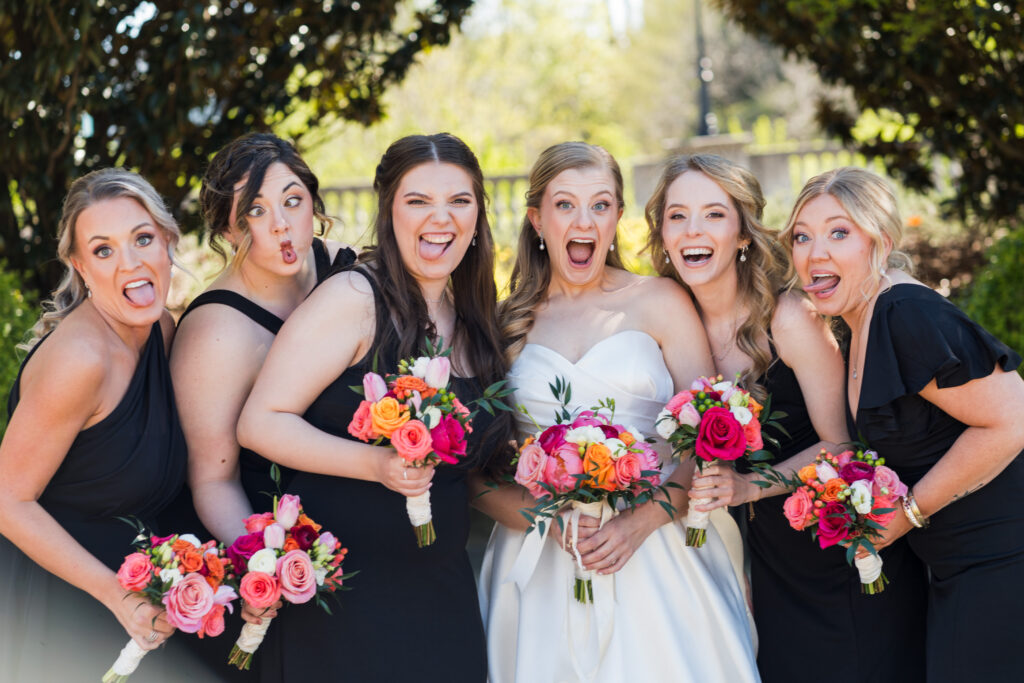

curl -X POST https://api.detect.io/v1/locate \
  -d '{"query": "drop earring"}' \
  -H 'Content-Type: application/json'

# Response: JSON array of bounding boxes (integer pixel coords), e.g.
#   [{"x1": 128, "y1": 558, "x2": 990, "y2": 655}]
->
[
  {"x1": 538, "y1": 234, "x2": 545, "y2": 251},
  {"x1": 739, "y1": 245, "x2": 748, "y2": 262},
  {"x1": 609, "y1": 242, "x2": 615, "y2": 252},
  {"x1": 664, "y1": 249, "x2": 670, "y2": 264},
  {"x1": 472, "y1": 232, "x2": 477, "y2": 247}
]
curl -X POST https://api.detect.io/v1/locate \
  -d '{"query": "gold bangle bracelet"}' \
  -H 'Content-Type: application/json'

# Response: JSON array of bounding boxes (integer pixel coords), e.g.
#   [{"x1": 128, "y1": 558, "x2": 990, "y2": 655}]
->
[
  {"x1": 905, "y1": 490, "x2": 930, "y2": 528},
  {"x1": 901, "y1": 496, "x2": 923, "y2": 528}
]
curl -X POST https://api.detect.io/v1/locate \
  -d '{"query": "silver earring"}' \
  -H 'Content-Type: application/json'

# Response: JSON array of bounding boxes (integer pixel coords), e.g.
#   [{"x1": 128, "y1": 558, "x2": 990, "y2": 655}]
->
[
  {"x1": 539, "y1": 234, "x2": 545, "y2": 251},
  {"x1": 472, "y1": 232, "x2": 477, "y2": 247},
  {"x1": 664, "y1": 249, "x2": 670, "y2": 264},
  {"x1": 609, "y1": 242, "x2": 615, "y2": 252},
  {"x1": 86, "y1": 285, "x2": 92, "y2": 298},
  {"x1": 880, "y1": 266, "x2": 887, "y2": 276},
  {"x1": 739, "y1": 245, "x2": 748, "y2": 262}
]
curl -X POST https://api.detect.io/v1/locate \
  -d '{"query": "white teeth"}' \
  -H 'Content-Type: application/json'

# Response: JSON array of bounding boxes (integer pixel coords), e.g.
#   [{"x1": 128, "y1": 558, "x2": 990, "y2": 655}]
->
[
  {"x1": 421, "y1": 234, "x2": 454, "y2": 244},
  {"x1": 569, "y1": 239, "x2": 595, "y2": 245},
  {"x1": 683, "y1": 247, "x2": 712, "y2": 256},
  {"x1": 124, "y1": 280, "x2": 150, "y2": 289},
  {"x1": 812, "y1": 273, "x2": 835, "y2": 281}
]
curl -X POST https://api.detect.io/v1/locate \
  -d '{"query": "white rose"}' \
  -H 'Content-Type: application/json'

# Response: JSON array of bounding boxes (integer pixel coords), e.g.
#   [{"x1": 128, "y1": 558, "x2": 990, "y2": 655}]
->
[
  {"x1": 712, "y1": 381, "x2": 733, "y2": 394},
  {"x1": 565, "y1": 426, "x2": 604, "y2": 445},
  {"x1": 816, "y1": 462, "x2": 840, "y2": 482},
  {"x1": 655, "y1": 410, "x2": 677, "y2": 441},
  {"x1": 730, "y1": 405, "x2": 753, "y2": 426},
  {"x1": 626, "y1": 426, "x2": 645, "y2": 442},
  {"x1": 176, "y1": 533, "x2": 202, "y2": 549},
  {"x1": 850, "y1": 480, "x2": 873, "y2": 515},
  {"x1": 604, "y1": 438, "x2": 627, "y2": 459},
  {"x1": 421, "y1": 406, "x2": 442, "y2": 429},
  {"x1": 159, "y1": 567, "x2": 182, "y2": 586},
  {"x1": 410, "y1": 357, "x2": 430, "y2": 379},
  {"x1": 247, "y1": 548, "x2": 278, "y2": 575}
]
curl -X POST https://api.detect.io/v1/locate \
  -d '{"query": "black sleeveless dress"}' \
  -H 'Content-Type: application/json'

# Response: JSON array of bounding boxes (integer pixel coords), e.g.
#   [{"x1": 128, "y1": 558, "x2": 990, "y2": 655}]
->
[
  {"x1": 741, "y1": 348, "x2": 928, "y2": 682},
  {"x1": 847, "y1": 283, "x2": 1024, "y2": 683},
  {"x1": 0, "y1": 323, "x2": 221, "y2": 681},
  {"x1": 258, "y1": 269, "x2": 489, "y2": 683}
]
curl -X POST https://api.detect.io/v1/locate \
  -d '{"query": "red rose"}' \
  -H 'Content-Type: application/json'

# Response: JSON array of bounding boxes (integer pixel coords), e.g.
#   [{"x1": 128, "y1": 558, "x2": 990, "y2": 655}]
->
[
  {"x1": 839, "y1": 461, "x2": 875, "y2": 483},
  {"x1": 538, "y1": 424, "x2": 568, "y2": 451},
  {"x1": 429, "y1": 414, "x2": 467, "y2": 465},
  {"x1": 695, "y1": 407, "x2": 747, "y2": 462},
  {"x1": 817, "y1": 501, "x2": 852, "y2": 548},
  {"x1": 226, "y1": 532, "x2": 265, "y2": 573}
]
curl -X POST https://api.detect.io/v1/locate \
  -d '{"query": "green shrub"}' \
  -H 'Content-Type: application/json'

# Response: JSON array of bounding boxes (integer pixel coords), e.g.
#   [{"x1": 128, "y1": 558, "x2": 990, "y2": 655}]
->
[
  {"x1": 958, "y1": 227, "x2": 1024, "y2": 378},
  {"x1": 0, "y1": 265, "x2": 37, "y2": 437}
]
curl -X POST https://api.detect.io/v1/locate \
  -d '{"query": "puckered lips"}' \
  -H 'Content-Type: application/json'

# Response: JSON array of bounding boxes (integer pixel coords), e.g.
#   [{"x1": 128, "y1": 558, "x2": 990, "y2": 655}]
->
[
  {"x1": 566, "y1": 237, "x2": 596, "y2": 268},
  {"x1": 803, "y1": 270, "x2": 841, "y2": 298},
  {"x1": 680, "y1": 246, "x2": 713, "y2": 267},
  {"x1": 280, "y1": 239, "x2": 297, "y2": 265},
  {"x1": 123, "y1": 277, "x2": 156, "y2": 307},
  {"x1": 419, "y1": 232, "x2": 455, "y2": 261}
]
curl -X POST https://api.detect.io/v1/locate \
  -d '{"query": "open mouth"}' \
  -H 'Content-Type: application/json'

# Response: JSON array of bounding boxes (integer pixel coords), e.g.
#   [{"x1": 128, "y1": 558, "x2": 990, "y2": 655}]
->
[
  {"x1": 566, "y1": 238, "x2": 596, "y2": 267},
  {"x1": 123, "y1": 279, "x2": 156, "y2": 307},
  {"x1": 419, "y1": 233, "x2": 454, "y2": 261},
  {"x1": 803, "y1": 272, "x2": 841, "y2": 298},
  {"x1": 280, "y1": 240, "x2": 297, "y2": 264},
  {"x1": 681, "y1": 247, "x2": 713, "y2": 266}
]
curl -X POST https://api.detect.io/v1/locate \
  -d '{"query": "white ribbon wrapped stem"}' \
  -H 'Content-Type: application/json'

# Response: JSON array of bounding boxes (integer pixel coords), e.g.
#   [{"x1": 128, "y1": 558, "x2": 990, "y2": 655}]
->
[
  {"x1": 235, "y1": 617, "x2": 273, "y2": 654},
  {"x1": 854, "y1": 553, "x2": 884, "y2": 584},
  {"x1": 108, "y1": 638, "x2": 147, "y2": 676},
  {"x1": 686, "y1": 458, "x2": 719, "y2": 532},
  {"x1": 406, "y1": 491, "x2": 432, "y2": 526}
]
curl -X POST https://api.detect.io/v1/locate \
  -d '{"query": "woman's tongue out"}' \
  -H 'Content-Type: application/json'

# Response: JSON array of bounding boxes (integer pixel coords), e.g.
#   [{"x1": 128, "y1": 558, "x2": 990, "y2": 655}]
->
[
  {"x1": 419, "y1": 233, "x2": 453, "y2": 260},
  {"x1": 803, "y1": 273, "x2": 841, "y2": 298},
  {"x1": 280, "y1": 240, "x2": 298, "y2": 264},
  {"x1": 567, "y1": 239, "x2": 595, "y2": 267},
  {"x1": 123, "y1": 280, "x2": 156, "y2": 307}
]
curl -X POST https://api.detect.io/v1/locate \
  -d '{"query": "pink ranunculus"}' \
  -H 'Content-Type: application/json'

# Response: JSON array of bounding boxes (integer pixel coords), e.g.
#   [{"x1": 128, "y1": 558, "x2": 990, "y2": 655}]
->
[
  {"x1": 570, "y1": 411, "x2": 603, "y2": 428},
  {"x1": 290, "y1": 525, "x2": 318, "y2": 551},
  {"x1": 867, "y1": 495, "x2": 899, "y2": 527},
  {"x1": 244, "y1": 511, "x2": 275, "y2": 534},
  {"x1": 275, "y1": 494, "x2": 302, "y2": 530},
  {"x1": 538, "y1": 424, "x2": 568, "y2": 451},
  {"x1": 363, "y1": 372, "x2": 388, "y2": 402},
  {"x1": 263, "y1": 523, "x2": 286, "y2": 550},
  {"x1": 424, "y1": 356, "x2": 451, "y2": 390},
  {"x1": 872, "y1": 465, "x2": 908, "y2": 499},
  {"x1": 226, "y1": 532, "x2": 265, "y2": 574},
  {"x1": 430, "y1": 414, "x2": 467, "y2": 465},
  {"x1": 347, "y1": 400, "x2": 378, "y2": 442},
  {"x1": 544, "y1": 442, "x2": 585, "y2": 493},
  {"x1": 677, "y1": 402, "x2": 701, "y2": 428},
  {"x1": 635, "y1": 442, "x2": 662, "y2": 485},
  {"x1": 834, "y1": 450, "x2": 855, "y2": 468},
  {"x1": 695, "y1": 407, "x2": 747, "y2": 462},
  {"x1": 514, "y1": 443, "x2": 549, "y2": 498},
  {"x1": 391, "y1": 419, "x2": 433, "y2": 463},
  {"x1": 198, "y1": 604, "x2": 225, "y2": 639},
  {"x1": 666, "y1": 391, "x2": 694, "y2": 418},
  {"x1": 239, "y1": 571, "x2": 281, "y2": 609},
  {"x1": 743, "y1": 418, "x2": 763, "y2": 450},
  {"x1": 163, "y1": 573, "x2": 215, "y2": 633},
  {"x1": 783, "y1": 487, "x2": 815, "y2": 531},
  {"x1": 816, "y1": 501, "x2": 852, "y2": 548},
  {"x1": 277, "y1": 550, "x2": 317, "y2": 604},
  {"x1": 613, "y1": 451, "x2": 643, "y2": 487},
  {"x1": 839, "y1": 461, "x2": 875, "y2": 483},
  {"x1": 116, "y1": 552, "x2": 154, "y2": 592}
]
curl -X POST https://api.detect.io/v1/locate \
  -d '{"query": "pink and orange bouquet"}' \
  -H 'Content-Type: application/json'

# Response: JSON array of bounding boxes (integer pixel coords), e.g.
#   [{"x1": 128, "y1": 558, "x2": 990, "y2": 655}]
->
[
  {"x1": 782, "y1": 447, "x2": 905, "y2": 594},
  {"x1": 349, "y1": 350, "x2": 510, "y2": 547},
  {"x1": 656, "y1": 375, "x2": 780, "y2": 547},
  {"x1": 513, "y1": 377, "x2": 670, "y2": 603},
  {"x1": 227, "y1": 493, "x2": 352, "y2": 670},
  {"x1": 103, "y1": 532, "x2": 238, "y2": 682}
]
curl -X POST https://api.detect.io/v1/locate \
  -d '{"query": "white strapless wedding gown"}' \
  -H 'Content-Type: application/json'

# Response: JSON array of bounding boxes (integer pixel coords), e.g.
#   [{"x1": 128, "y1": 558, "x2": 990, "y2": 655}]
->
[{"x1": 478, "y1": 330, "x2": 759, "y2": 683}]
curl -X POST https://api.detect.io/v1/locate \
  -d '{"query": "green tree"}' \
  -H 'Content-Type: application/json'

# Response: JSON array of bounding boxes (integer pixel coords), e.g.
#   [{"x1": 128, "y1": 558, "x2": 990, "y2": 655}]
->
[
  {"x1": 1, "y1": 0, "x2": 472, "y2": 295},
  {"x1": 714, "y1": 0, "x2": 1024, "y2": 224}
]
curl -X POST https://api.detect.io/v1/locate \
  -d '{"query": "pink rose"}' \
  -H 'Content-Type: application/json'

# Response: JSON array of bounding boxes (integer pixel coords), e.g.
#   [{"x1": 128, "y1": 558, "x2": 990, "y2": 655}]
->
[
  {"x1": 391, "y1": 419, "x2": 433, "y2": 463},
  {"x1": 677, "y1": 403, "x2": 701, "y2": 428},
  {"x1": 424, "y1": 357, "x2": 451, "y2": 390},
  {"x1": 635, "y1": 442, "x2": 662, "y2": 485},
  {"x1": 816, "y1": 501, "x2": 852, "y2": 548},
  {"x1": 695, "y1": 407, "x2": 747, "y2": 462},
  {"x1": 544, "y1": 442, "x2": 584, "y2": 493},
  {"x1": 570, "y1": 411, "x2": 603, "y2": 428},
  {"x1": 613, "y1": 451, "x2": 643, "y2": 487},
  {"x1": 198, "y1": 604, "x2": 225, "y2": 639},
  {"x1": 227, "y1": 532, "x2": 265, "y2": 573},
  {"x1": 347, "y1": 400, "x2": 378, "y2": 442},
  {"x1": 538, "y1": 424, "x2": 568, "y2": 451},
  {"x1": 163, "y1": 573, "x2": 215, "y2": 633},
  {"x1": 116, "y1": 552, "x2": 154, "y2": 592},
  {"x1": 783, "y1": 487, "x2": 814, "y2": 531},
  {"x1": 430, "y1": 414, "x2": 467, "y2": 465},
  {"x1": 244, "y1": 512, "x2": 275, "y2": 534},
  {"x1": 835, "y1": 450, "x2": 854, "y2": 468},
  {"x1": 839, "y1": 461, "x2": 875, "y2": 483},
  {"x1": 666, "y1": 391, "x2": 694, "y2": 418},
  {"x1": 872, "y1": 465, "x2": 908, "y2": 499},
  {"x1": 239, "y1": 571, "x2": 281, "y2": 609},
  {"x1": 275, "y1": 494, "x2": 301, "y2": 529},
  {"x1": 743, "y1": 418, "x2": 763, "y2": 451},
  {"x1": 515, "y1": 443, "x2": 549, "y2": 498},
  {"x1": 263, "y1": 523, "x2": 286, "y2": 550},
  {"x1": 362, "y1": 372, "x2": 388, "y2": 402},
  {"x1": 277, "y1": 550, "x2": 317, "y2": 604}
]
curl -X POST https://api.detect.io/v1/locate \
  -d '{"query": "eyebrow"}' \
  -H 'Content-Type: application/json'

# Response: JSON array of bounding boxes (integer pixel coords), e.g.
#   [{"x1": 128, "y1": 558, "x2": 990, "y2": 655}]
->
[
  {"x1": 254, "y1": 180, "x2": 303, "y2": 198},
  {"x1": 88, "y1": 222, "x2": 152, "y2": 243},
  {"x1": 403, "y1": 190, "x2": 474, "y2": 199}
]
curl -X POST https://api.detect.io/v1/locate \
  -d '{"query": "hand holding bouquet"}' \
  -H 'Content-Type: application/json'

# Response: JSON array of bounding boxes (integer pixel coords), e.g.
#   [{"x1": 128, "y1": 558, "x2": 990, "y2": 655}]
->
[
  {"x1": 782, "y1": 447, "x2": 905, "y2": 594},
  {"x1": 103, "y1": 532, "x2": 238, "y2": 682},
  {"x1": 227, "y1": 494, "x2": 352, "y2": 669},
  {"x1": 656, "y1": 375, "x2": 779, "y2": 547}
]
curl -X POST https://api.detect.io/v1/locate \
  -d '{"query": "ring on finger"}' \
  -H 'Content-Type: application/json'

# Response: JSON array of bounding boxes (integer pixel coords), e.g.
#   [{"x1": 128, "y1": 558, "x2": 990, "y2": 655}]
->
[
  {"x1": 403, "y1": 468, "x2": 408, "y2": 480},
  {"x1": 146, "y1": 631, "x2": 158, "y2": 643}
]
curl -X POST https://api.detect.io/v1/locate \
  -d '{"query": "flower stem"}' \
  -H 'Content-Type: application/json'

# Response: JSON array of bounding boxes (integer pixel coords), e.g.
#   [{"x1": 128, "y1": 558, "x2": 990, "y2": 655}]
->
[
  {"x1": 414, "y1": 521, "x2": 436, "y2": 548},
  {"x1": 860, "y1": 572, "x2": 889, "y2": 595},
  {"x1": 228, "y1": 645, "x2": 255, "y2": 670},
  {"x1": 573, "y1": 578, "x2": 593, "y2": 604},
  {"x1": 685, "y1": 527, "x2": 707, "y2": 547}
]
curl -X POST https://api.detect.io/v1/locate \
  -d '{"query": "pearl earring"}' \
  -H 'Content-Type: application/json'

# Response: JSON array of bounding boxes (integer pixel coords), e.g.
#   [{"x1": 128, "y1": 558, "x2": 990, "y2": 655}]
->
[
  {"x1": 664, "y1": 249, "x2": 670, "y2": 264},
  {"x1": 609, "y1": 242, "x2": 615, "y2": 252},
  {"x1": 739, "y1": 245, "x2": 748, "y2": 263},
  {"x1": 880, "y1": 266, "x2": 887, "y2": 276},
  {"x1": 539, "y1": 234, "x2": 545, "y2": 251}
]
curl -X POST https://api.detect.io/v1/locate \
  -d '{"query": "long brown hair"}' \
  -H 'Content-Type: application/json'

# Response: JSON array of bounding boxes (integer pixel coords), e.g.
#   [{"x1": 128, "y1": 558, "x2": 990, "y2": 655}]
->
[
  {"x1": 643, "y1": 154, "x2": 784, "y2": 400},
  {"x1": 361, "y1": 133, "x2": 513, "y2": 476},
  {"x1": 500, "y1": 142, "x2": 625, "y2": 364}
]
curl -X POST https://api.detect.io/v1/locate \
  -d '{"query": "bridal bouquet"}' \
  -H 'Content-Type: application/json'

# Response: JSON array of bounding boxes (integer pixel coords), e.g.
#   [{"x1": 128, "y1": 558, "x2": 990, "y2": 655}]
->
[
  {"x1": 348, "y1": 347, "x2": 510, "y2": 547},
  {"x1": 103, "y1": 532, "x2": 238, "y2": 682},
  {"x1": 783, "y1": 447, "x2": 905, "y2": 594},
  {"x1": 227, "y1": 494, "x2": 352, "y2": 669},
  {"x1": 656, "y1": 375, "x2": 780, "y2": 547},
  {"x1": 513, "y1": 377, "x2": 672, "y2": 603}
]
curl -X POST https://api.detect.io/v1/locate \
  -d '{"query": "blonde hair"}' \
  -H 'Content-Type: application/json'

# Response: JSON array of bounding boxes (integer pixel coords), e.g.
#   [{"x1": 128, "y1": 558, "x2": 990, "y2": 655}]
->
[
  {"x1": 643, "y1": 154, "x2": 785, "y2": 399},
  {"x1": 23, "y1": 168, "x2": 181, "y2": 349},
  {"x1": 499, "y1": 142, "x2": 625, "y2": 364},
  {"x1": 780, "y1": 167, "x2": 913, "y2": 295}
]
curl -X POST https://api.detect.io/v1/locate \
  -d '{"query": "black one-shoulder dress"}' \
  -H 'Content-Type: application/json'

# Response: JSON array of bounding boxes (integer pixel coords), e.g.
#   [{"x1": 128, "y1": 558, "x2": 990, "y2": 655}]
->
[{"x1": 847, "y1": 283, "x2": 1024, "y2": 683}]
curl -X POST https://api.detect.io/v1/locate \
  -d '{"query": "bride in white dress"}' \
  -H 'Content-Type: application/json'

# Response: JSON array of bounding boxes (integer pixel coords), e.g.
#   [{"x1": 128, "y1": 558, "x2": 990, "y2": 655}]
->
[{"x1": 475, "y1": 142, "x2": 759, "y2": 683}]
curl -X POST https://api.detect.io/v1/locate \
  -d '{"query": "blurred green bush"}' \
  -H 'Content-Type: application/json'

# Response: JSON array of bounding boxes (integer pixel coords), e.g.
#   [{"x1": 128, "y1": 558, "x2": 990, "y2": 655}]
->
[{"x1": 0, "y1": 265, "x2": 36, "y2": 436}]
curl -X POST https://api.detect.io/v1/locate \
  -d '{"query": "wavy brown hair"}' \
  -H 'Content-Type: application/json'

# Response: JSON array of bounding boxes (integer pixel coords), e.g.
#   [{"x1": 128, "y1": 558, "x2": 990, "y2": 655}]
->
[
  {"x1": 500, "y1": 142, "x2": 625, "y2": 364},
  {"x1": 643, "y1": 154, "x2": 784, "y2": 400},
  {"x1": 360, "y1": 133, "x2": 513, "y2": 477}
]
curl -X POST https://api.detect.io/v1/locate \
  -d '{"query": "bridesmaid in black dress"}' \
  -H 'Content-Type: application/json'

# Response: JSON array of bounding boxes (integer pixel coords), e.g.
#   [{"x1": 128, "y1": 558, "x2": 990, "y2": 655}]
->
[
  {"x1": 237, "y1": 133, "x2": 514, "y2": 682},
  {"x1": 0, "y1": 169, "x2": 218, "y2": 680},
  {"x1": 785, "y1": 166, "x2": 1024, "y2": 683},
  {"x1": 170, "y1": 133, "x2": 355, "y2": 675},
  {"x1": 645, "y1": 154, "x2": 928, "y2": 682}
]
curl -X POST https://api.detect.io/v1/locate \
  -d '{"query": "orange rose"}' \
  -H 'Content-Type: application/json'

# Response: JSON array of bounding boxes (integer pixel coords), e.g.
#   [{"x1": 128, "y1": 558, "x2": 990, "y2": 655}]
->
[
  {"x1": 369, "y1": 397, "x2": 410, "y2": 438},
  {"x1": 619, "y1": 432, "x2": 636, "y2": 447},
  {"x1": 179, "y1": 549, "x2": 203, "y2": 574},
  {"x1": 296, "y1": 513, "x2": 322, "y2": 533},
  {"x1": 582, "y1": 443, "x2": 617, "y2": 491},
  {"x1": 172, "y1": 538, "x2": 195, "y2": 554},
  {"x1": 283, "y1": 537, "x2": 300, "y2": 552},
  {"x1": 798, "y1": 464, "x2": 818, "y2": 484},
  {"x1": 204, "y1": 553, "x2": 225, "y2": 582},
  {"x1": 747, "y1": 396, "x2": 763, "y2": 418},
  {"x1": 394, "y1": 376, "x2": 436, "y2": 399},
  {"x1": 821, "y1": 478, "x2": 846, "y2": 502}
]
